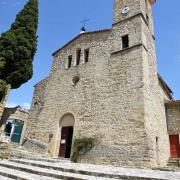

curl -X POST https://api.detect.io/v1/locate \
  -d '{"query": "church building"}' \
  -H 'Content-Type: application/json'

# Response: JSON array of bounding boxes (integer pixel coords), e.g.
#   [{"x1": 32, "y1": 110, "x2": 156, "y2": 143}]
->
[{"x1": 24, "y1": 0, "x2": 180, "y2": 168}]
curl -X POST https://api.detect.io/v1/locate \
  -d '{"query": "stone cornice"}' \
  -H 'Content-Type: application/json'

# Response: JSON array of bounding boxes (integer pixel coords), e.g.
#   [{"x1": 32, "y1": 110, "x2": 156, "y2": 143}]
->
[{"x1": 110, "y1": 43, "x2": 147, "y2": 56}]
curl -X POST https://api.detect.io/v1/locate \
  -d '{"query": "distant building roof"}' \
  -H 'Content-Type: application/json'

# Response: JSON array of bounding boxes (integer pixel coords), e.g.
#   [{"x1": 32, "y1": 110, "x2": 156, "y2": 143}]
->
[
  {"x1": 166, "y1": 100, "x2": 180, "y2": 106},
  {"x1": 4, "y1": 106, "x2": 29, "y2": 114}
]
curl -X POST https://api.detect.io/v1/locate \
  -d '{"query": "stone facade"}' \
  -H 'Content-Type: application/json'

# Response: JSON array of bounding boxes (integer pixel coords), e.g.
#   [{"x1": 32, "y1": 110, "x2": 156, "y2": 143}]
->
[
  {"x1": 0, "y1": 106, "x2": 29, "y2": 144},
  {"x1": 166, "y1": 101, "x2": 180, "y2": 135},
  {"x1": 24, "y1": 78, "x2": 49, "y2": 141},
  {"x1": 1, "y1": 107, "x2": 29, "y2": 124},
  {"x1": 24, "y1": 0, "x2": 175, "y2": 168}
]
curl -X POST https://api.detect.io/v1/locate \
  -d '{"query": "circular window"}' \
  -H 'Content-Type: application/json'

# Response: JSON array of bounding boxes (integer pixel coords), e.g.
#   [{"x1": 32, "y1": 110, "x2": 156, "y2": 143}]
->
[{"x1": 72, "y1": 76, "x2": 80, "y2": 86}]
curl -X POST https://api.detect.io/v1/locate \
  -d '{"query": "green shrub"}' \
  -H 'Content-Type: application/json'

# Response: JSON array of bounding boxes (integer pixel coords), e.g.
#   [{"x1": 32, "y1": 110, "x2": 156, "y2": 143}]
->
[{"x1": 71, "y1": 137, "x2": 95, "y2": 162}]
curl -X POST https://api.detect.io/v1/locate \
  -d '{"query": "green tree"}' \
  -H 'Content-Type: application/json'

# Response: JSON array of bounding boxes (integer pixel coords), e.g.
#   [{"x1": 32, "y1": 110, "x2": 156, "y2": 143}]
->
[{"x1": 0, "y1": 0, "x2": 38, "y2": 101}]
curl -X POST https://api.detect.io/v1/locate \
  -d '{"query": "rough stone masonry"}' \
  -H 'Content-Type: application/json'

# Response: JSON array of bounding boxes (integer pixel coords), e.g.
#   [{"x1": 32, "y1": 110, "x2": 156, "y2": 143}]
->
[{"x1": 24, "y1": 0, "x2": 179, "y2": 168}]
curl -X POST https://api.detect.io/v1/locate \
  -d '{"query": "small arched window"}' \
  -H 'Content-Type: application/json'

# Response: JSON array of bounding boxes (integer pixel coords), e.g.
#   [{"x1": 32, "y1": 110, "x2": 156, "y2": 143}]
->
[
  {"x1": 67, "y1": 55, "x2": 72, "y2": 69},
  {"x1": 76, "y1": 49, "x2": 81, "y2": 66},
  {"x1": 84, "y1": 48, "x2": 89, "y2": 63}
]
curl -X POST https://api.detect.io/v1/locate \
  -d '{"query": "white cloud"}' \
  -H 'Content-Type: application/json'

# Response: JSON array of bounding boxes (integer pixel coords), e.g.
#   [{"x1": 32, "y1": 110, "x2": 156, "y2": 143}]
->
[
  {"x1": 6, "y1": 102, "x2": 31, "y2": 110},
  {"x1": 6, "y1": 102, "x2": 18, "y2": 108},
  {"x1": 21, "y1": 102, "x2": 31, "y2": 110}
]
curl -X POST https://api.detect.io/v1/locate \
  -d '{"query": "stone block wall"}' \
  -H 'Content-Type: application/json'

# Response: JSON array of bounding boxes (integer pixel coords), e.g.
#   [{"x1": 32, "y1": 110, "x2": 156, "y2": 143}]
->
[
  {"x1": 0, "y1": 85, "x2": 11, "y2": 132},
  {"x1": 141, "y1": 14, "x2": 170, "y2": 167},
  {"x1": 24, "y1": 0, "x2": 171, "y2": 168},
  {"x1": 24, "y1": 77, "x2": 49, "y2": 142},
  {"x1": 0, "y1": 107, "x2": 29, "y2": 145},
  {"x1": 1, "y1": 107, "x2": 29, "y2": 123},
  {"x1": 166, "y1": 101, "x2": 180, "y2": 135}
]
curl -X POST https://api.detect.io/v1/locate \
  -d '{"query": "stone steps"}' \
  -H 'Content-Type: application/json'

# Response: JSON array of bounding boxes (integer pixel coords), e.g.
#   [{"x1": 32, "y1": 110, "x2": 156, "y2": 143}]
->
[
  {"x1": 0, "y1": 160, "x2": 116, "y2": 180},
  {"x1": 9, "y1": 158, "x2": 121, "y2": 179},
  {"x1": 168, "y1": 158, "x2": 180, "y2": 168},
  {"x1": 0, "y1": 175, "x2": 14, "y2": 180},
  {"x1": 0, "y1": 165, "x2": 59, "y2": 180},
  {"x1": 0, "y1": 158, "x2": 180, "y2": 179}
]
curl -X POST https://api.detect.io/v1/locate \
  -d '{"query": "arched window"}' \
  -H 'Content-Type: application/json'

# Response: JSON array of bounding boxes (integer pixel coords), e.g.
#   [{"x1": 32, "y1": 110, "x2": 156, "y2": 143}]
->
[{"x1": 76, "y1": 49, "x2": 81, "y2": 66}]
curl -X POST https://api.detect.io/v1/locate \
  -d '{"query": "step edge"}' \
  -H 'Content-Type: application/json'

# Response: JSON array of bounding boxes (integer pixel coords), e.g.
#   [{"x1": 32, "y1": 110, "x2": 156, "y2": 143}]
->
[
  {"x1": 0, "y1": 161, "x2": 167, "y2": 180},
  {"x1": 0, "y1": 162, "x2": 115, "y2": 180},
  {"x1": 10, "y1": 159, "x2": 120, "y2": 179}
]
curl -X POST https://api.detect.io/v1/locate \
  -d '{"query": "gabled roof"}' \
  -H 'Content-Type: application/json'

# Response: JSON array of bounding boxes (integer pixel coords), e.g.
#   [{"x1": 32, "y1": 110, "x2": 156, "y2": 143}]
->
[{"x1": 52, "y1": 29, "x2": 111, "y2": 56}]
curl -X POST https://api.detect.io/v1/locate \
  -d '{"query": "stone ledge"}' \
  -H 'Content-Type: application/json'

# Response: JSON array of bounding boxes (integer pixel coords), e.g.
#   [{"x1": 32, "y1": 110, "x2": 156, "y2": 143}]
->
[{"x1": 111, "y1": 43, "x2": 147, "y2": 56}]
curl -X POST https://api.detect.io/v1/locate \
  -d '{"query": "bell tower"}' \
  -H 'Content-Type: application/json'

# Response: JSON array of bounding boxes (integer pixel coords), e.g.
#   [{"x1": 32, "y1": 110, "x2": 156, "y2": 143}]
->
[
  {"x1": 113, "y1": 0, "x2": 156, "y2": 34},
  {"x1": 110, "y1": 0, "x2": 170, "y2": 167}
]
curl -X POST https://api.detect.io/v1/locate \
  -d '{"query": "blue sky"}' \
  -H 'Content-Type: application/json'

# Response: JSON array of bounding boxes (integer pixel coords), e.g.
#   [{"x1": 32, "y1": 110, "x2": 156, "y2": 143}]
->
[{"x1": 0, "y1": 0, "x2": 180, "y2": 109}]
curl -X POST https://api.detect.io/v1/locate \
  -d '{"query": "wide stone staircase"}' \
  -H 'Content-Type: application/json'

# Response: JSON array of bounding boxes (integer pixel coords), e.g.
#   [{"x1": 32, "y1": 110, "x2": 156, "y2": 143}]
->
[{"x1": 0, "y1": 157, "x2": 180, "y2": 180}]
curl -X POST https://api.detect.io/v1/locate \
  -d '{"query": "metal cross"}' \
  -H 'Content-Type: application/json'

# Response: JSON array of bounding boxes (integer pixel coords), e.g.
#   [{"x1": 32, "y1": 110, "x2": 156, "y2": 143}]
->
[{"x1": 81, "y1": 17, "x2": 90, "y2": 27}]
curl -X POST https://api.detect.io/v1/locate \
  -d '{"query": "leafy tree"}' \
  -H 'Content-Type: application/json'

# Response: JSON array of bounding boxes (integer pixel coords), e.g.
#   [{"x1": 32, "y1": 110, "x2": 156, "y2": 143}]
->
[{"x1": 0, "y1": 0, "x2": 38, "y2": 101}]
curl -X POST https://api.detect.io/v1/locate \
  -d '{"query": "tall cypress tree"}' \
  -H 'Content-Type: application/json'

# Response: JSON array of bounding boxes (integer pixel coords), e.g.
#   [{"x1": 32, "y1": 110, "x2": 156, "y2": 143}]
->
[{"x1": 0, "y1": 0, "x2": 38, "y2": 100}]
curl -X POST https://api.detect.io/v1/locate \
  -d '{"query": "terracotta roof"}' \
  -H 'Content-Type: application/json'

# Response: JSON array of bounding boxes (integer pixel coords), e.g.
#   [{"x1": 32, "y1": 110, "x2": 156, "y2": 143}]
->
[
  {"x1": 52, "y1": 29, "x2": 111, "y2": 56},
  {"x1": 158, "y1": 74, "x2": 173, "y2": 100}
]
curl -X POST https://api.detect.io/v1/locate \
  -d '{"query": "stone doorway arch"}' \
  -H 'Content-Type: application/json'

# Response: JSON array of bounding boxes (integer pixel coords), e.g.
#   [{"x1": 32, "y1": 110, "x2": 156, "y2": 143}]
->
[{"x1": 59, "y1": 113, "x2": 75, "y2": 158}]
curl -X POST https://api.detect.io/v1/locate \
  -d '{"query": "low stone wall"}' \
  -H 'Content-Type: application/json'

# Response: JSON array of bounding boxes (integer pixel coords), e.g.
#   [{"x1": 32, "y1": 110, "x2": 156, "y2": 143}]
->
[
  {"x1": 23, "y1": 138, "x2": 48, "y2": 156},
  {"x1": 0, "y1": 142, "x2": 10, "y2": 159}
]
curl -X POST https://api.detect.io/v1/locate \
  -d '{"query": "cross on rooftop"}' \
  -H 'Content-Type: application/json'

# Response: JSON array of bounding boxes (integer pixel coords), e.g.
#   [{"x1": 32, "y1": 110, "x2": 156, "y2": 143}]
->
[{"x1": 81, "y1": 17, "x2": 90, "y2": 27}]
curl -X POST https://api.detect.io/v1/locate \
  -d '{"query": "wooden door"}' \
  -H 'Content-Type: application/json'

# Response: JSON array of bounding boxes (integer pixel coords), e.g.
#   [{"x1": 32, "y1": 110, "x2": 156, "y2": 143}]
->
[
  {"x1": 59, "y1": 127, "x2": 73, "y2": 158},
  {"x1": 11, "y1": 120, "x2": 24, "y2": 144},
  {"x1": 169, "y1": 135, "x2": 180, "y2": 158}
]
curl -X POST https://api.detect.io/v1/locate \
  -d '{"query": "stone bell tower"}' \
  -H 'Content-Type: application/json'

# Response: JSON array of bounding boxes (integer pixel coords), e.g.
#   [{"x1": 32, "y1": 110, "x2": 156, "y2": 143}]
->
[{"x1": 109, "y1": 0, "x2": 170, "y2": 167}]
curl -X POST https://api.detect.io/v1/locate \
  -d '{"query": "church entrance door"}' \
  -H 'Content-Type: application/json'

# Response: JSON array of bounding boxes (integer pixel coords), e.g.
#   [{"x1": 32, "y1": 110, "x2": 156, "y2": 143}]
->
[
  {"x1": 59, "y1": 126, "x2": 73, "y2": 158},
  {"x1": 169, "y1": 135, "x2": 180, "y2": 158}
]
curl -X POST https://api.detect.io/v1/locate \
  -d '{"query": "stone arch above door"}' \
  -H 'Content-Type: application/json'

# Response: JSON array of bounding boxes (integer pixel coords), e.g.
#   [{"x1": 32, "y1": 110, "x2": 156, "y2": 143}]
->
[
  {"x1": 59, "y1": 113, "x2": 75, "y2": 158},
  {"x1": 59, "y1": 113, "x2": 75, "y2": 127}
]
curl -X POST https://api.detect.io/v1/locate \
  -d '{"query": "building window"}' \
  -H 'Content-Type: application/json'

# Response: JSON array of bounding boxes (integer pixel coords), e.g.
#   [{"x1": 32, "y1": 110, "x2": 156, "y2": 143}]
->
[
  {"x1": 76, "y1": 49, "x2": 81, "y2": 66},
  {"x1": 122, "y1": 35, "x2": 129, "y2": 49},
  {"x1": 146, "y1": 13, "x2": 149, "y2": 24},
  {"x1": 84, "y1": 49, "x2": 89, "y2": 63},
  {"x1": 67, "y1": 55, "x2": 72, "y2": 69}
]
